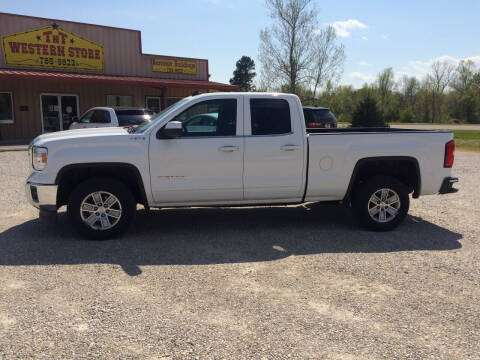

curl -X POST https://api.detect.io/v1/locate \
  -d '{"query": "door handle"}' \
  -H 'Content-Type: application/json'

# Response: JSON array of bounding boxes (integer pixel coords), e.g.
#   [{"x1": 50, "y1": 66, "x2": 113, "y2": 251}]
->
[
  {"x1": 218, "y1": 145, "x2": 240, "y2": 152},
  {"x1": 280, "y1": 144, "x2": 299, "y2": 151}
]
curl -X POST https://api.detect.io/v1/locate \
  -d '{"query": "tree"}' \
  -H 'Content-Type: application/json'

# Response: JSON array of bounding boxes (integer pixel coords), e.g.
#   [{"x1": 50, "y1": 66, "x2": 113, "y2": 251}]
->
[
  {"x1": 451, "y1": 60, "x2": 476, "y2": 94},
  {"x1": 229, "y1": 56, "x2": 257, "y2": 91},
  {"x1": 399, "y1": 75, "x2": 419, "y2": 108},
  {"x1": 309, "y1": 25, "x2": 345, "y2": 98},
  {"x1": 351, "y1": 94, "x2": 387, "y2": 128},
  {"x1": 259, "y1": 0, "x2": 317, "y2": 94},
  {"x1": 426, "y1": 60, "x2": 455, "y2": 122},
  {"x1": 375, "y1": 68, "x2": 395, "y2": 107},
  {"x1": 374, "y1": 67, "x2": 398, "y2": 122}
]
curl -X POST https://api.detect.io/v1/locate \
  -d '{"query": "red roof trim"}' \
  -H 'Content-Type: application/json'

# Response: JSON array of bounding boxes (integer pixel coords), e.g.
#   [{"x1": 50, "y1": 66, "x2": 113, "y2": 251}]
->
[{"x1": 0, "y1": 69, "x2": 238, "y2": 91}]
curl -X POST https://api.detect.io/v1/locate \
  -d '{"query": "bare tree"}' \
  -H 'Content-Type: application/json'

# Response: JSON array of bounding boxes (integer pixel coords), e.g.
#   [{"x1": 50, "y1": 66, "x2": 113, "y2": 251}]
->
[
  {"x1": 399, "y1": 75, "x2": 420, "y2": 107},
  {"x1": 309, "y1": 25, "x2": 345, "y2": 98},
  {"x1": 426, "y1": 60, "x2": 455, "y2": 122},
  {"x1": 259, "y1": 0, "x2": 317, "y2": 94}
]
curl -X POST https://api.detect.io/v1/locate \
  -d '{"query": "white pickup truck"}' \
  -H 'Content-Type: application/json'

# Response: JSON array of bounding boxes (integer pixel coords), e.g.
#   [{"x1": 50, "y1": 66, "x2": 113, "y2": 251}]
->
[
  {"x1": 68, "y1": 107, "x2": 154, "y2": 130},
  {"x1": 26, "y1": 92, "x2": 458, "y2": 239}
]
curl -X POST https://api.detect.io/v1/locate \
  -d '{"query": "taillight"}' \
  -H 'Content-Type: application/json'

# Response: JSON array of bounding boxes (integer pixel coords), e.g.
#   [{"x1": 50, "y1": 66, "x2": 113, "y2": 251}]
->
[
  {"x1": 444, "y1": 140, "x2": 455, "y2": 168},
  {"x1": 306, "y1": 122, "x2": 324, "y2": 128}
]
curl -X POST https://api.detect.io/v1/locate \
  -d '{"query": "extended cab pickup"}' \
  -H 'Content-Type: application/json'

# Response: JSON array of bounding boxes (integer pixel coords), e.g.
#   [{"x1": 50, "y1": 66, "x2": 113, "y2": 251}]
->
[{"x1": 26, "y1": 93, "x2": 458, "y2": 239}]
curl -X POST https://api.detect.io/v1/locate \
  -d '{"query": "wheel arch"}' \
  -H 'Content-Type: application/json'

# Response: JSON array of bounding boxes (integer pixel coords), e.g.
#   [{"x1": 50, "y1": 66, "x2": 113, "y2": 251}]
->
[
  {"x1": 343, "y1": 156, "x2": 421, "y2": 203},
  {"x1": 55, "y1": 162, "x2": 148, "y2": 207}
]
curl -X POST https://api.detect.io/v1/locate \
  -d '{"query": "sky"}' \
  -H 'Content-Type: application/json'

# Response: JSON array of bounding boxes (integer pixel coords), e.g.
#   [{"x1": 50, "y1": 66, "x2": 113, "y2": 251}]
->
[{"x1": 1, "y1": 0, "x2": 479, "y2": 88}]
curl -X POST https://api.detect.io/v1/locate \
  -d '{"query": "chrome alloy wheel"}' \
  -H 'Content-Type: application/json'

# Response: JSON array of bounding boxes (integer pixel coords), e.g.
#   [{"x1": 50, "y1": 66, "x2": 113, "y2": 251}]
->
[
  {"x1": 80, "y1": 191, "x2": 122, "y2": 231},
  {"x1": 367, "y1": 188, "x2": 401, "y2": 223}
]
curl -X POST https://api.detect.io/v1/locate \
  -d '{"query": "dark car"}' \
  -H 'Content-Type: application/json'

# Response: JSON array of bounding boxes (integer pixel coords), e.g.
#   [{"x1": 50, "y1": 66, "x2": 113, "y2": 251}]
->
[{"x1": 303, "y1": 106, "x2": 337, "y2": 129}]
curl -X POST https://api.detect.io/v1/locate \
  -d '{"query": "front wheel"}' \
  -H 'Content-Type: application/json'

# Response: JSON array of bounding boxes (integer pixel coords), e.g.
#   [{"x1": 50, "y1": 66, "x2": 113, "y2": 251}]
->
[
  {"x1": 352, "y1": 176, "x2": 410, "y2": 231},
  {"x1": 67, "y1": 177, "x2": 136, "y2": 240}
]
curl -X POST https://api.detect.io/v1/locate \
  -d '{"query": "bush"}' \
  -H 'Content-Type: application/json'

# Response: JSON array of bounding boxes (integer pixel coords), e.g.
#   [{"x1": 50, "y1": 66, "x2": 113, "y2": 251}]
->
[
  {"x1": 398, "y1": 107, "x2": 415, "y2": 123},
  {"x1": 351, "y1": 95, "x2": 388, "y2": 127}
]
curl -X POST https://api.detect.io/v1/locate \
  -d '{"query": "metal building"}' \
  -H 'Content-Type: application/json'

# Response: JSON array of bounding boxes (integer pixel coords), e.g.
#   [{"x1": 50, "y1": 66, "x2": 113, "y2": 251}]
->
[{"x1": 0, "y1": 12, "x2": 236, "y2": 141}]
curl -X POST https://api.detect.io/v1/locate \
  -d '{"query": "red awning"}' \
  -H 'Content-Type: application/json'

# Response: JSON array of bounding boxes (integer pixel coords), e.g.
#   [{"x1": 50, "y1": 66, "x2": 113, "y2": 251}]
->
[{"x1": 0, "y1": 69, "x2": 238, "y2": 91}]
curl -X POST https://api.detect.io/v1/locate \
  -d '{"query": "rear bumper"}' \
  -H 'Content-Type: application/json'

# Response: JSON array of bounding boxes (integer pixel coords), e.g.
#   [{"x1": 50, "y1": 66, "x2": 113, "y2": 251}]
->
[
  {"x1": 25, "y1": 182, "x2": 58, "y2": 211},
  {"x1": 439, "y1": 177, "x2": 459, "y2": 194}
]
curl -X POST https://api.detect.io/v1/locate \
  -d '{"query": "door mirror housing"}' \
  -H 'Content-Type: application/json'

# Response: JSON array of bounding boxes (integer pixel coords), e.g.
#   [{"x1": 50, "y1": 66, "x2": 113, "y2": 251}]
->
[{"x1": 161, "y1": 121, "x2": 183, "y2": 138}]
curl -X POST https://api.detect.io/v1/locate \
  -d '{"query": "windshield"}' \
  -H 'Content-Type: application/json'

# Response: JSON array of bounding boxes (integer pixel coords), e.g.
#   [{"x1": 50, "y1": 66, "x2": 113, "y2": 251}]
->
[{"x1": 134, "y1": 98, "x2": 190, "y2": 134}]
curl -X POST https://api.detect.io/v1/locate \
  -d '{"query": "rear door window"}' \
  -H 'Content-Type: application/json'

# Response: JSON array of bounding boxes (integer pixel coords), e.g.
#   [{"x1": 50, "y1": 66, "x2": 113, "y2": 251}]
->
[{"x1": 250, "y1": 99, "x2": 291, "y2": 135}]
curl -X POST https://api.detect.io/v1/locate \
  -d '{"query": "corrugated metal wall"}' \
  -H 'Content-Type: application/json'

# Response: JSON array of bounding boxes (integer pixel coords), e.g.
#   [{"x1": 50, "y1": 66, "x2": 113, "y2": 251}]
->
[{"x1": 0, "y1": 12, "x2": 209, "y2": 81}]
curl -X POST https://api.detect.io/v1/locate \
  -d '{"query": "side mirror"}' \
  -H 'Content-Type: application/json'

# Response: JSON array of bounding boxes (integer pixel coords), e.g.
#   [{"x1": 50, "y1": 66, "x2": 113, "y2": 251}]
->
[
  {"x1": 161, "y1": 121, "x2": 183, "y2": 138},
  {"x1": 72, "y1": 116, "x2": 79, "y2": 122}
]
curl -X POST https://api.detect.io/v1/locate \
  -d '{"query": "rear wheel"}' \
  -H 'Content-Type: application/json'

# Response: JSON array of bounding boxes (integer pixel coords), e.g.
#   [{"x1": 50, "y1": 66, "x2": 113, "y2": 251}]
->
[
  {"x1": 67, "y1": 177, "x2": 136, "y2": 240},
  {"x1": 352, "y1": 176, "x2": 409, "y2": 231}
]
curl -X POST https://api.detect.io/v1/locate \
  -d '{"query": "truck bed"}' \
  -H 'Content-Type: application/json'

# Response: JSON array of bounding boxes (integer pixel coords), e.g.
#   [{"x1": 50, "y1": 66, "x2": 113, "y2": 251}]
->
[
  {"x1": 307, "y1": 127, "x2": 451, "y2": 134},
  {"x1": 304, "y1": 128, "x2": 454, "y2": 201}
]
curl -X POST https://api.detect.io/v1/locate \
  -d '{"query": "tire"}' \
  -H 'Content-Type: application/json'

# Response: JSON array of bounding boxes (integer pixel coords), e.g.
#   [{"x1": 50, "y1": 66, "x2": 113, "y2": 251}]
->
[
  {"x1": 352, "y1": 176, "x2": 409, "y2": 232},
  {"x1": 67, "y1": 177, "x2": 136, "y2": 240}
]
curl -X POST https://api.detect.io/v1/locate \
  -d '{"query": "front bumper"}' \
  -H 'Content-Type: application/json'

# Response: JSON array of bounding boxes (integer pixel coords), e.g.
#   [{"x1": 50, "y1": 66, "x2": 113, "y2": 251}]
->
[
  {"x1": 439, "y1": 177, "x2": 459, "y2": 194},
  {"x1": 25, "y1": 182, "x2": 58, "y2": 211}
]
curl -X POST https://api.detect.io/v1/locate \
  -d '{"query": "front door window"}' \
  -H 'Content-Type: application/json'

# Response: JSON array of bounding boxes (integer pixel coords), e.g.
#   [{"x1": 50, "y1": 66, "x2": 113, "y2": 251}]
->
[{"x1": 41, "y1": 94, "x2": 79, "y2": 133}]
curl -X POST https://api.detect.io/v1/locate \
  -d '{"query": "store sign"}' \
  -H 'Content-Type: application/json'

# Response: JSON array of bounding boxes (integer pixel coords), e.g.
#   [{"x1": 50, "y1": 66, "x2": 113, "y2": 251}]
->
[
  {"x1": 152, "y1": 58, "x2": 197, "y2": 75},
  {"x1": 2, "y1": 24, "x2": 104, "y2": 72}
]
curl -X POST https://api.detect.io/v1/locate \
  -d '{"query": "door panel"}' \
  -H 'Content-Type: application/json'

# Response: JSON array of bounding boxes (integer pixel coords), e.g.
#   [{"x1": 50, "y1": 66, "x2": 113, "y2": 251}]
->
[
  {"x1": 150, "y1": 137, "x2": 244, "y2": 203},
  {"x1": 60, "y1": 96, "x2": 78, "y2": 131},
  {"x1": 149, "y1": 96, "x2": 244, "y2": 204},
  {"x1": 41, "y1": 95, "x2": 61, "y2": 133},
  {"x1": 244, "y1": 133, "x2": 304, "y2": 200},
  {"x1": 243, "y1": 96, "x2": 305, "y2": 201}
]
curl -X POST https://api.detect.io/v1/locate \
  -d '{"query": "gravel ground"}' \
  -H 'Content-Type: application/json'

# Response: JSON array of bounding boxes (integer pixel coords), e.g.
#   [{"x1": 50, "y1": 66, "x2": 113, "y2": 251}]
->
[{"x1": 0, "y1": 150, "x2": 479, "y2": 359}]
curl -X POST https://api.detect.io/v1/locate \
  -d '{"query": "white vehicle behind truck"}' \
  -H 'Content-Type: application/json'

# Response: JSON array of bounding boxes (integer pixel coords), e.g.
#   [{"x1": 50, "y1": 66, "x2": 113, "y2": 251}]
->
[
  {"x1": 69, "y1": 107, "x2": 154, "y2": 131},
  {"x1": 26, "y1": 92, "x2": 458, "y2": 239}
]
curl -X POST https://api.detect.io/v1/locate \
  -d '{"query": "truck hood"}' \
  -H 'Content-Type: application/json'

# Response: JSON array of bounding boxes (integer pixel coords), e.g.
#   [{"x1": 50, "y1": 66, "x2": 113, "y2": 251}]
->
[{"x1": 31, "y1": 127, "x2": 128, "y2": 147}]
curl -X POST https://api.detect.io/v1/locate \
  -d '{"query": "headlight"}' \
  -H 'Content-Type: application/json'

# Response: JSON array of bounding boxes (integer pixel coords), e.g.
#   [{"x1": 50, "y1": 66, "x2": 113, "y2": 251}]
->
[{"x1": 32, "y1": 146, "x2": 48, "y2": 171}]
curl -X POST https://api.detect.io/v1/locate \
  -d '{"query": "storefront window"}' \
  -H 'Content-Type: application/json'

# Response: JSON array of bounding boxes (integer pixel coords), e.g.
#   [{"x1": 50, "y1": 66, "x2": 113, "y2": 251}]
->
[
  {"x1": 167, "y1": 97, "x2": 183, "y2": 108},
  {"x1": 107, "y1": 95, "x2": 133, "y2": 107},
  {"x1": 146, "y1": 97, "x2": 161, "y2": 113},
  {"x1": 0, "y1": 92, "x2": 14, "y2": 124}
]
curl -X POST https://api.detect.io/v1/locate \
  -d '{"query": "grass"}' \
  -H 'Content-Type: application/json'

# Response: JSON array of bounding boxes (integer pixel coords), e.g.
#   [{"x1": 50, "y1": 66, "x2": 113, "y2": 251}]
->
[
  {"x1": 338, "y1": 123, "x2": 480, "y2": 151},
  {"x1": 390, "y1": 122, "x2": 480, "y2": 126},
  {"x1": 452, "y1": 130, "x2": 480, "y2": 151}
]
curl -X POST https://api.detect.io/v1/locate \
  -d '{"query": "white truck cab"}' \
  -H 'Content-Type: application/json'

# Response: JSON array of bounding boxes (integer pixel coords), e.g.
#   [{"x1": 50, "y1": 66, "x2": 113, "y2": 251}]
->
[{"x1": 26, "y1": 92, "x2": 458, "y2": 239}]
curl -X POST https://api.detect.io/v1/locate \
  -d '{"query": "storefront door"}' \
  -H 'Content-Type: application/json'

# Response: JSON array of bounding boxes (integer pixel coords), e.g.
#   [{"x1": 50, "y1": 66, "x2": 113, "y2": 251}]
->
[{"x1": 40, "y1": 94, "x2": 79, "y2": 133}]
